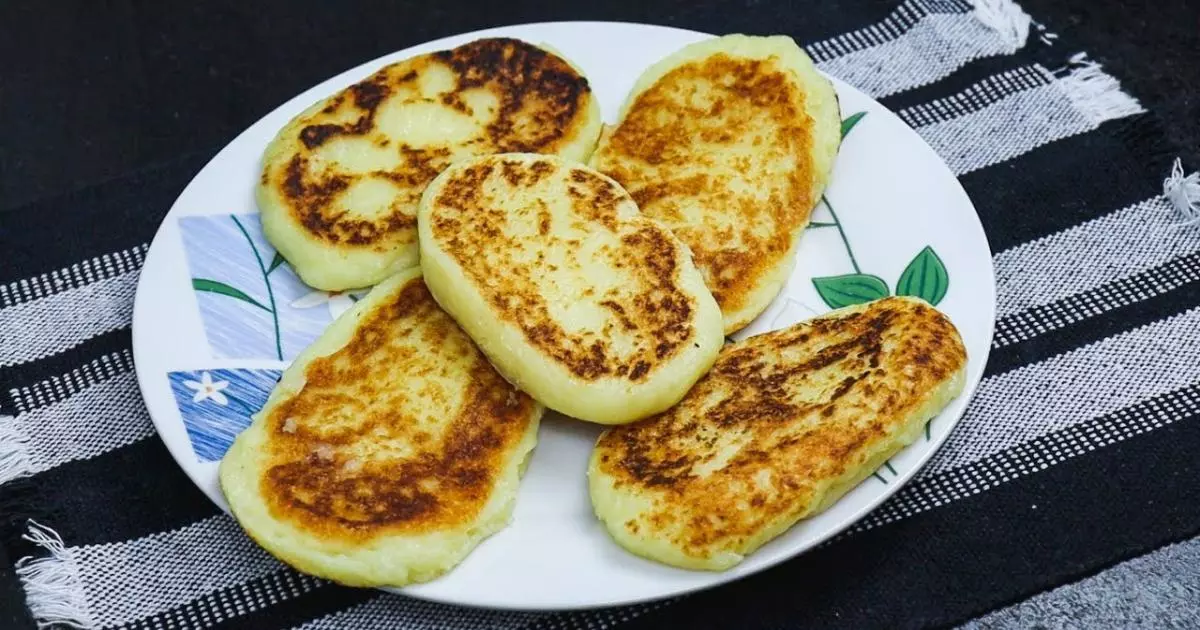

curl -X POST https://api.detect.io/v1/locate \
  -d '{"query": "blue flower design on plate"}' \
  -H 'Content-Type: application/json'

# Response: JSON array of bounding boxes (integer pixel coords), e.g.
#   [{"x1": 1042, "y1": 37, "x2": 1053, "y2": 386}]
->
[
  {"x1": 168, "y1": 368, "x2": 282, "y2": 462},
  {"x1": 178, "y1": 213, "x2": 363, "y2": 361}
]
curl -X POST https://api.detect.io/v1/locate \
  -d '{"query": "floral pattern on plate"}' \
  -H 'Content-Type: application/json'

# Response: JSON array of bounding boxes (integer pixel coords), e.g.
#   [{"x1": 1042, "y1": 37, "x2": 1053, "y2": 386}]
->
[
  {"x1": 168, "y1": 368, "x2": 281, "y2": 462},
  {"x1": 178, "y1": 213, "x2": 365, "y2": 361}
]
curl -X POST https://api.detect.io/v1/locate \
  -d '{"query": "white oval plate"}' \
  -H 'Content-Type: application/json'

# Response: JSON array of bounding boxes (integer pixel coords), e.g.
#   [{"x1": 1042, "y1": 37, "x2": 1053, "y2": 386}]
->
[{"x1": 132, "y1": 21, "x2": 995, "y2": 611}]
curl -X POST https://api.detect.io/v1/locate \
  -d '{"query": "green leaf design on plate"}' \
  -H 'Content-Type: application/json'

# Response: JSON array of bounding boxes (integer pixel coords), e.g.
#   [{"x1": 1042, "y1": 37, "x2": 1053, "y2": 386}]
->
[
  {"x1": 841, "y1": 111, "x2": 867, "y2": 138},
  {"x1": 895, "y1": 246, "x2": 949, "y2": 306},
  {"x1": 873, "y1": 459, "x2": 900, "y2": 484},
  {"x1": 812, "y1": 274, "x2": 889, "y2": 309},
  {"x1": 267, "y1": 252, "x2": 286, "y2": 274},
  {"x1": 192, "y1": 278, "x2": 270, "y2": 311}
]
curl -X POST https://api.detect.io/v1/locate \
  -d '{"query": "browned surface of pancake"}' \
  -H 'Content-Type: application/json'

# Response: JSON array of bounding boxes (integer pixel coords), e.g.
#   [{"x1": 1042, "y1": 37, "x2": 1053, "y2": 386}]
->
[
  {"x1": 592, "y1": 53, "x2": 816, "y2": 325},
  {"x1": 593, "y1": 297, "x2": 966, "y2": 560},
  {"x1": 258, "y1": 277, "x2": 538, "y2": 542},
  {"x1": 263, "y1": 37, "x2": 595, "y2": 251},
  {"x1": 427, "y1": 158, "x2": 700, "y2": 383}
]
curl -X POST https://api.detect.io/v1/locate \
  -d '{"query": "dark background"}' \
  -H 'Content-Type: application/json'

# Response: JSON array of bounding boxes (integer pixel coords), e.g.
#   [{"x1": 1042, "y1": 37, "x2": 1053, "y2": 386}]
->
[
  {"x1": 0, "y1": 0, "x2": 1197, "y2": 214},
  {"x1": 0, "y1": 1, "x2": 1197, "y2": 627}
]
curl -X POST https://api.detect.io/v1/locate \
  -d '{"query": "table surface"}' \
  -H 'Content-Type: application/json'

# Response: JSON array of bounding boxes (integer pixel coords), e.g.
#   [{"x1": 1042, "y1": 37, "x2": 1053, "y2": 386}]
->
[
  {"x1": 0, "y1": 0, "x2": 1196, "y2": 627},
  {"x1": 0, "y1": 0, "x2": 1196, "y2": 215}
]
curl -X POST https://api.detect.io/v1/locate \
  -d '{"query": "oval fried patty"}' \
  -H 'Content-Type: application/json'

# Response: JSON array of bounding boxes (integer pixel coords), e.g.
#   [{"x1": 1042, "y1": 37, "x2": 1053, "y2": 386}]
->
[
  {"x1": 418, "y1": 153, "x2": 724, "y2": 425},
  {"x1": 588, "y1": 297, "x2": 967, "y2": 570},
  {"x1": 219, "y1": 268, "x2": 543, "y2": 587},
  {"x1": 590, "y1": 34, "x2": 841, "y2": 334},
  {"x1": 258, "y1": 37, "x2": 603, "y2": 291}
]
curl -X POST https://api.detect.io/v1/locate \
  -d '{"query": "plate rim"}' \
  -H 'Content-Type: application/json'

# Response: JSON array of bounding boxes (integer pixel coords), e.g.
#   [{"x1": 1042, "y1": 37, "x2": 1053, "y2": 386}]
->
[{"x1": 131, "y1": 19, "x2": 997, "y2": 612}]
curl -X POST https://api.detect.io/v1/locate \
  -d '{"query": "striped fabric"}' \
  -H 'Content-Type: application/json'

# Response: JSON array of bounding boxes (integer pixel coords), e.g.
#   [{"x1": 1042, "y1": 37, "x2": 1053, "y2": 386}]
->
[{"x1": 1, "y1": 0, "x2": 1195, "y2": 628}]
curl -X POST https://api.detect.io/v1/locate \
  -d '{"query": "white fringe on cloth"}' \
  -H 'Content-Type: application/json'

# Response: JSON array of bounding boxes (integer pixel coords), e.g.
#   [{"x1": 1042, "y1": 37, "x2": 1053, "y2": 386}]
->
[
  {"x1": 1164, "y1": 158, "x2": 1200, "y2": 226},
  {"x1": 14, "y1": 521, "x2": 95, "y2": 629},
  {"x1": 1056, "y1": 52, "x2": 1146, "y2": 125},
  {"x1": 971, "y1": 0, "x2": 1032, "y2": 53},
  {"x1": 0, "y1": 417, "x2": 32, "y2": 485}
]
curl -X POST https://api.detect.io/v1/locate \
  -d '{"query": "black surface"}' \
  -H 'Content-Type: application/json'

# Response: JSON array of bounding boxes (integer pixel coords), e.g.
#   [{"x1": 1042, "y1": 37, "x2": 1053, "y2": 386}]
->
[
  {"x1": 1, "y1": 0, "x2": 1198, "y2": 628},
  {"x1": 0, "y1": 0, "x2": 898, "y2": 213},
  {"x1": 958, "y1": 114, "x2": 1178, "y2": 255},
  {"x1": 0, "y1": 152, "x2": 206, "y2": 283},
  {"x1": 1023, "y1": 0, "x2": 1200, "y2": 170},
  {"x1": 1, "y1": 437, "x2": 219, "y2": 549},
  {"x1": 0, "y1": 0, "x2": 1195, "y2": 214},
  {"x1": 0, "y1": 546, "x2": 34, "y2": 630}
]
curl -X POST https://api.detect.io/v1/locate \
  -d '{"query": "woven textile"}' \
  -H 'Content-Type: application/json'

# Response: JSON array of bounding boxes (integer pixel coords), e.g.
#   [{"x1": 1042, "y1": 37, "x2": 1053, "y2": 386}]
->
[{"x1": 2, "y1": 0, "x2": 1197, "y2": 628}]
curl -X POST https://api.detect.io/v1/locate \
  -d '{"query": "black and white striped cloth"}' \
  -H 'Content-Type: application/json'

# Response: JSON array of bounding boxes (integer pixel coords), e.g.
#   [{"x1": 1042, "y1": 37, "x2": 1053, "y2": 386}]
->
[{"x1": 2, "y1": 0, "x2": 1198, "y2": 628}]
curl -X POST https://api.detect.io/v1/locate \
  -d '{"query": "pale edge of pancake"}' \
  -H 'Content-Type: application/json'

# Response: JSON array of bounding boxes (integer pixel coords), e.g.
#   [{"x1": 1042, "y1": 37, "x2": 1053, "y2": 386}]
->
[
  {"x1": 598, "y1": 33, "x2": 842, "y2": 334},
  {"x1": 257, "y1": 97, "x2": 411, "y2": 293},
  {"x1": 586, "y1": 301, "x2": 967, "y2": 571},
  {"x1": 417, "y1": 153, "x2": 725, "y2": 425},
  {"x1": 255, "y1": 40, "x2": 604, "y2": 292},
  {"x1": 537, "y1": 40, "x2": 605, "y2": 162},
  {"x1": 218, "y1": 267, "x2": 543, "y2": 587}
]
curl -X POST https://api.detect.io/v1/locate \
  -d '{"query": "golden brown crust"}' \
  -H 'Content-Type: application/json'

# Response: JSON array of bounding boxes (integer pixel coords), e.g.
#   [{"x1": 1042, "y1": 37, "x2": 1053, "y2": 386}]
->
[
  {"x1": 592, "y1": 53, "x2": 815, "y2": 320},
  {"x1": 593, "y1": 298, "x2": 966, "y2": 558},
  {"x1": 263, "y1": 37, "x2": 595, "y2": 250},
  {"x1": 258, "y1": 277, "x2": 538, "y2": 542},
  {"x1": 427, "y1": 158, "x2": 700, "y2": 382}
]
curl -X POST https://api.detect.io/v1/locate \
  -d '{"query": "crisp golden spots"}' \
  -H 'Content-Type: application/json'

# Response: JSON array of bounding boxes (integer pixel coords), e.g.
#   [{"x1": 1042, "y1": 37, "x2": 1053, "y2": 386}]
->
[
  {"x1": 591, "y1": 35, "x2": 841, "y2": 333},
  {"x1": 258, "y1": 276, "x2": 538, "y2": 541},
  {"x1": 270, "y1": 38, "x2": 593, "y2": 248},
  {"x1": 589, "y1": 297, "x2": 968, "y2": 569},
  {"x1": 418, "y1": 153, "x2": 725, "y2": 425},
  {"x1": 428, "y1": 157, "x2": 697, "y2": 382},
  {"x1": 258, "y1": 37, "x2": 602, "y2": 291},
  {"x1": 595, "y1": 54, "x2": 809, "y2": 318}
]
